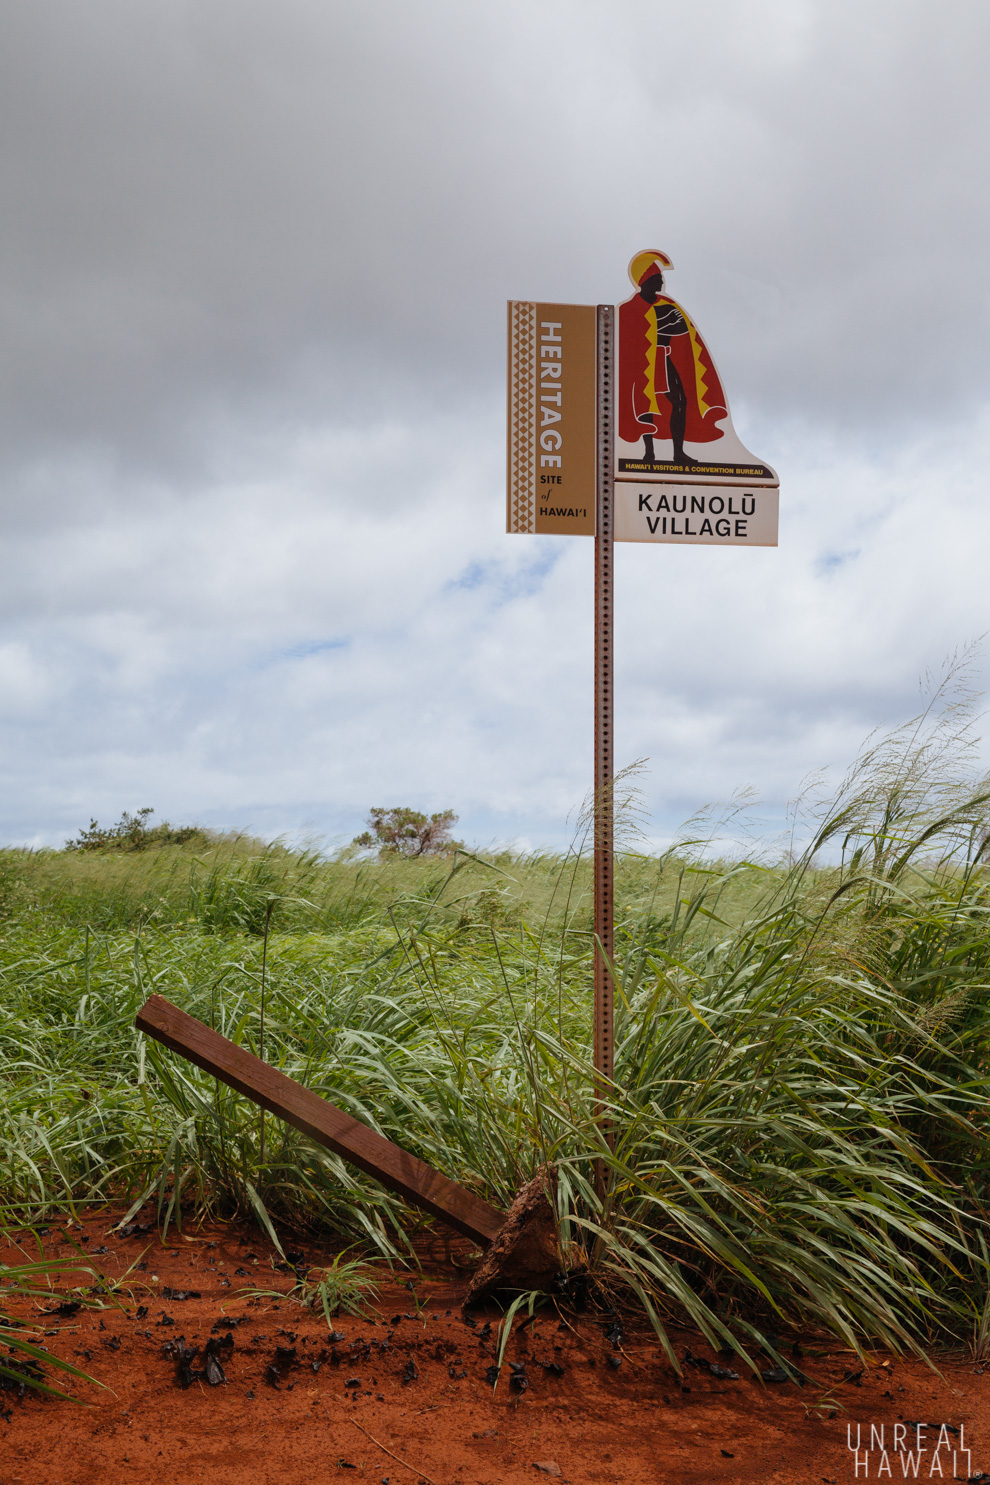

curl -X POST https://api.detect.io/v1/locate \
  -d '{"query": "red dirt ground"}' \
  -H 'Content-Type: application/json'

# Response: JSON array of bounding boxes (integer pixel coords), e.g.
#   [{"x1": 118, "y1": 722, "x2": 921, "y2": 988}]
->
[{"x1": 2, "y1": 1204, "x2": 988, "y2": 1484}]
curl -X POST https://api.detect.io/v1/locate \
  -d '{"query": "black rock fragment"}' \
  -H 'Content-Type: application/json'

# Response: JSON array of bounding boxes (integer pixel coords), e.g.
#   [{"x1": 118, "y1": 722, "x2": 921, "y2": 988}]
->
[
  {"x1": 47, "y1": 1300, "x2": 81, "y2": 1318},
  {"x1": 509, "y1": 1362, "x2": 529, "y2": 1393},
  {"x1": 449, "y1": 1367, "x2": 467, "y2": 1380},
  {"x1": 605, "y1": 1322, "x2": 623, "y2": 1350},
  {"x1": 211, "y1": 1317, "x2": 247, "y2": 1332},
  {"x1": 551, "y1": 1270, "x2": 588, "y2": 1310},
  {"x1": 203, "y1": 1334, "x2": 232, "y2": 1386},
  {"x1": 345, "y1": 1377, "x2": 361, "y2": 1388},
  {"x1": 101, "y1": 1335, "x2": 121, "y2": 1351},
  {"x1": 161, "y1": 1287, "x2": 201, "y2": 1302},
  {"x1": 683, "y1": 1347, "x2": 741, "y2": 1380},
  {"x1": 541, "y1": 1362, "x2": 565, "y2": 1378},
  {"x1": 607, "y1": 1355, "x2": 621, "y2": 1370},
  {"x1": 0, "y1": 1352, "x2": 46, "y2": 1401},
  {"x1": 401, "y1": 1360, "x2": 418, "y2": 1384},
  {"x1": 162, "y1": 1332, "x2": 231, "y2": 1389},
  {"x1": 156, "y1": 1313, "x2": 176, "y2": 1327},
  {"x1": 484, "y1": 1364, "x2": 500, "y2": 1386},
  {"x1": 760, "y1": 1366, "x2": 789, "y2": 1384},
  {"x1": 118, "y1": 1222, "x2": 152, "y2": 1238},
  {"x1": 162, "y1": 1337, "x2": 200, "y2": 1389},
  {"x1": 135, "y1": 1305, "x2": 148, "y2": 1320}
]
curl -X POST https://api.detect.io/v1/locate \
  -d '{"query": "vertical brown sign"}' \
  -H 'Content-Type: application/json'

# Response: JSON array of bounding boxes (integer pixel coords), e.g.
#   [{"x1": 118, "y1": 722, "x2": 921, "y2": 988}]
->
[{"x1": 506, "y1": 301, "x2": 596, "y2": 536}]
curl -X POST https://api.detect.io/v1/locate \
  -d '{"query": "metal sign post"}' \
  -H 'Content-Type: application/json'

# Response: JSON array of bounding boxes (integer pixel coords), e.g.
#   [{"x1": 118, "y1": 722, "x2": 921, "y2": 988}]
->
[
  {"x1": 593, "y1": 305, "x2": 615, "y2": 1147},
  {"x1": 507, "y1": 254, "x2": 778, "y2": 1161}
]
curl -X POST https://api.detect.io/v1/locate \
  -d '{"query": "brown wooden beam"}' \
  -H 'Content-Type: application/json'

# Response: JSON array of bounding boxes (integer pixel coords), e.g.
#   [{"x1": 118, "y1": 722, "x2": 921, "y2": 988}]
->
[{"x1": 135, "y1": 994, "x2": 505, "y2": 1246}]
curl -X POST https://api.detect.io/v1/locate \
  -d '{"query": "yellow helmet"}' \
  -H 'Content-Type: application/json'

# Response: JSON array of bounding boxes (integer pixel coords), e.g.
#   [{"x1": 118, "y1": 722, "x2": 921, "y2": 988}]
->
[{"x1": 628, "y1": 249, "x2": 674, "y2": 287}]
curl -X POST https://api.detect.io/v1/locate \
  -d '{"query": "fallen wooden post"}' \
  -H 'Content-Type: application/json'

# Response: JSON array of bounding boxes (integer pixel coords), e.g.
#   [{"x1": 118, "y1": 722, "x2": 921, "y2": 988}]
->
[{"x1": 135, "y1": 994, "x2": 504, "y2": 1246}]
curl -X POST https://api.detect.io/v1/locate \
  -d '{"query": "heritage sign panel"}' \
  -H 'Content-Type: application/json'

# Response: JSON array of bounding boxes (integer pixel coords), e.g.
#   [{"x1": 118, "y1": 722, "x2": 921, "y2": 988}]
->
[{"x1": 507, "y1": 301, "x2": 596, "y2": 536}]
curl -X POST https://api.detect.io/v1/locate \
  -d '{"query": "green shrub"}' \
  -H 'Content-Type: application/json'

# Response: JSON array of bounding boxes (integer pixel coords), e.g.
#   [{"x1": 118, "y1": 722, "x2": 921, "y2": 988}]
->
[{"x1": 64, "y1": 807, "x2": 211, "y2": 853}]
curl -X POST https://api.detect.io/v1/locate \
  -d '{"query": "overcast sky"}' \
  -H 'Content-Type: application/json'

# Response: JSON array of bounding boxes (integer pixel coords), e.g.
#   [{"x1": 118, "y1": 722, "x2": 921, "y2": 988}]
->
[{"x1": 2, "y1": 0, "x2": 989, "y2": 852}]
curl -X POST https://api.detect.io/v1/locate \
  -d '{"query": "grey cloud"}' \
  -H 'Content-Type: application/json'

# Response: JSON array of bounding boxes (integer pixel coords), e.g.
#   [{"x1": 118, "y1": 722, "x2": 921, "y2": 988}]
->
[
  {"x1": 3, "y1": 0, "x2": 990, "y2": 848},
  {"x1": 4, "y1": 0, "x2": 989, "y2": 487}
]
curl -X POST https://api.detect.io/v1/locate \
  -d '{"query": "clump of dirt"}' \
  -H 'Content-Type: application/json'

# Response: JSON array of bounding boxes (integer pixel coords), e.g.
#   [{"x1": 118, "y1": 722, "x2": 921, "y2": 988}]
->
[
  {"x1": 2, "y1": 1204, "x2": 989, "y2": 1484},
  {"x1": 465, "y1": 1165, "x2": 579, "y2": 1305}
]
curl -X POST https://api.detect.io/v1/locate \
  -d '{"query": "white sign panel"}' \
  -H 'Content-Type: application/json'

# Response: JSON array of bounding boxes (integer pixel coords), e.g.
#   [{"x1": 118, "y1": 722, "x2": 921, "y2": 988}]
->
[{"x1": 614, "y1": 482, "x2": 778, "y2": 546}]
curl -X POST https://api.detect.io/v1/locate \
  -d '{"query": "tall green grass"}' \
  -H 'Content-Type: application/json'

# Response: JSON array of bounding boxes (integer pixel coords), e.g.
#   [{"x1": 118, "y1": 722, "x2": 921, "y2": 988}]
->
[{"x1": 2, "y1": 690, "x2": 990, "y2": 1364}]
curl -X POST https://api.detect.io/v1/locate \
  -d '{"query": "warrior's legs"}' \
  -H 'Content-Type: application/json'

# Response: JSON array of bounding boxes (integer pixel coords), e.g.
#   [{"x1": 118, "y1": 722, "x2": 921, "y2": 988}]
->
[
  {"x1": 637, "y1": 416, "x2": 657, "y2": 463},
  {"x1": 665, "y1": 365, "x2": 696, "y2": 466}
]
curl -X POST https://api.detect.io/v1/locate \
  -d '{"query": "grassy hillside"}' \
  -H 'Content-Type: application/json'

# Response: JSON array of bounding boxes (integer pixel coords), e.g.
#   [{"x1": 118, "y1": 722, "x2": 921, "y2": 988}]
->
[{"x1": 3, "y1": 702, "x2": 990, "y2": 1366}]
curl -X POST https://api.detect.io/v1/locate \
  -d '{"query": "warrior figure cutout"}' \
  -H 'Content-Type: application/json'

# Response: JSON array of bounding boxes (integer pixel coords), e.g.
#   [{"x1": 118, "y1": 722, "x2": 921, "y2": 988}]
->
[{"x1": 616, "y1": 250, "x2": 775, "y2": 482}]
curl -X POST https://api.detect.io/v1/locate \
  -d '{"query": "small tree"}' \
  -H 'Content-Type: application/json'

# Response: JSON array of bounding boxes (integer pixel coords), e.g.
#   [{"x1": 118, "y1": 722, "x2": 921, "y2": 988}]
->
[{"x1": 352, "y1": 807, "x2": 462, "y2": 858}]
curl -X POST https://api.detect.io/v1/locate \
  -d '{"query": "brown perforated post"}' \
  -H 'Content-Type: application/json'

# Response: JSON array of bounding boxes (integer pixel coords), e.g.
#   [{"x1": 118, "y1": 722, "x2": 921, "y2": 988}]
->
[{"x1": 594, "y1": 304, "x2": 615, "y2": 1167}]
